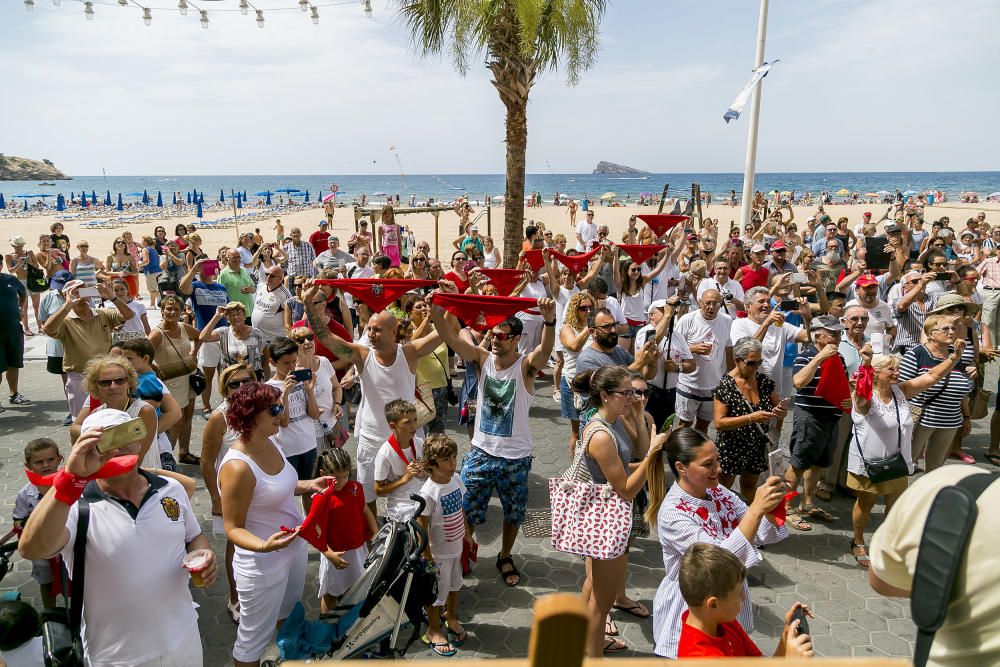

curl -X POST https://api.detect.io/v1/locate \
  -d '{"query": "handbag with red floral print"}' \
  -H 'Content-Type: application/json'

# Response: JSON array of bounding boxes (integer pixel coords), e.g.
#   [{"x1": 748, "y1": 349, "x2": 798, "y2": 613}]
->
[{"x1": 549, "y1": 421, "x2": 632, "y2": 560}]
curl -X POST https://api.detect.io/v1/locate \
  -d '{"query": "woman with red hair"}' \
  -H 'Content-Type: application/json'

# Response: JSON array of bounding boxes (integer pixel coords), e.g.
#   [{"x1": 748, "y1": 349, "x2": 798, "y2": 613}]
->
[{"x1": 219, "y1": 382, "x2": 331, "y2": 667}]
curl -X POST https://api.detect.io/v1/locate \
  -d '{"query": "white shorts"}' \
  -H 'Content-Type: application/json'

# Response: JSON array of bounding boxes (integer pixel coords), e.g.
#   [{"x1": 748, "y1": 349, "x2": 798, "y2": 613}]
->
[
  {"x1": 318, "y1": 544, "x2": 369, "y2": 599},
  {"x1": 233, "y1": 545, "x2": 307, "y2": 663},
  {"x1": 212, "y1": 514, "x2": 225, "y2": 537},
  {"x1": 433, "y1": 556, "x2": 463, "y2": 607},
  {"x1": 516, "y1": 317, "x2": 543, "y2": 356},
  {"x1": 106, "y1": 621, "x2": 203, "y2": 667},
  {"x1": 197, "y1": 340, "x2": 222, "y2": 369},
  {"x1": 675, "y1": 387, "x2": 714, "y2": 423},
  {"x1": 355, "y1": 439, "x2": 380, "y2": 503}
]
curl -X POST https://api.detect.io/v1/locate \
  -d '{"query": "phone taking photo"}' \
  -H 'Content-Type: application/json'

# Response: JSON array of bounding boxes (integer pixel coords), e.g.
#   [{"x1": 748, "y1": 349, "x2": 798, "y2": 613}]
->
[
  {"x1": 291, "y1": 368, "x2": 313, "y2": 382},
  {"x1": 767, "y1": 448, "x2": 785, "y2": 479},
  {"x1": 789, "y1": 606, "x2": 810, "y2": 637},
  {"x1": 779, "y1": 299, "x2": 798, "y2": 312},
  {"x1": 95, "y1": 418, "x2": 148, "y2": 454},
  {"x1": 77, "y1": 287, "x2": 100, "y2": 299}
]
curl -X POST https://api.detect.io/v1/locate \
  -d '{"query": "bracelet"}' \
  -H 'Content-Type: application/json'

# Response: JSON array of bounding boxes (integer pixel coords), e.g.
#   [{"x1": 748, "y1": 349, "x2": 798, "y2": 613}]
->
[
  {"x1": 258, "y1": 541, "x2": 266, "y2": 553},
  {"x1": 543, "y1": 319, "x2": 556, "y2": 327}
]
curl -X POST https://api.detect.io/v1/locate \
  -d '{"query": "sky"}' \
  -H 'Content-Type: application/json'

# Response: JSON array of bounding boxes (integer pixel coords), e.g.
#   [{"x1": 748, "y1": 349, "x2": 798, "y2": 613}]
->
[{"x1": 2, "y1": 0, "x2": 999, "y2": 176}]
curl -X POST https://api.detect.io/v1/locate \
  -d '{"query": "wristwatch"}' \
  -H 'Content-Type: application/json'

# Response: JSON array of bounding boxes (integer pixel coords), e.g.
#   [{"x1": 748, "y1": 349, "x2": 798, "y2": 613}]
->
[{"x1": 543, "y1": 319, "x2": 556, "y2": 327}]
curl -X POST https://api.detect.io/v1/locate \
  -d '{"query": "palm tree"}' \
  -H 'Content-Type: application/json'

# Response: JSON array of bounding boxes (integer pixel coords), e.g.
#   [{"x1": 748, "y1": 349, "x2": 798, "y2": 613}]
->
[{"x1": 397, "y1": 0, "x2": 606, "y2": 267}]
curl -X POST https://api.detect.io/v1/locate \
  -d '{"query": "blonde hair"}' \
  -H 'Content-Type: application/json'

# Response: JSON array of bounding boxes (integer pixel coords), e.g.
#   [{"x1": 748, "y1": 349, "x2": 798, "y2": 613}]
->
[
  {"x1": 224, "y1": 301, "x2": 247, "y2": 314},
  {"x1": 219, "y1": 363, "x2": 253, "y2": 395},
  {"x1": 83, "y1": 355, "x2": 137, "y2": 395},
  {"x1": 563, "y1": 291, "x2": 595, "y2": 331},
  {"x1": 689, "y1": 259, "x2": 707, "y2": 277},
  {"x1": 871, "y1": 353, "x2": 901, "y2": 372},
  {"x1": 923, "y1": 313, "x2": 953, "y2": 335}
]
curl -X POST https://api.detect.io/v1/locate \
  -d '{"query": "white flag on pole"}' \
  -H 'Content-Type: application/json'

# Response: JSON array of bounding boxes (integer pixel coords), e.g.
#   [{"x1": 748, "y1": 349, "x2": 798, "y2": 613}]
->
[{"x1": 723, "y1": 60, "x2": 778, "y2": 124}]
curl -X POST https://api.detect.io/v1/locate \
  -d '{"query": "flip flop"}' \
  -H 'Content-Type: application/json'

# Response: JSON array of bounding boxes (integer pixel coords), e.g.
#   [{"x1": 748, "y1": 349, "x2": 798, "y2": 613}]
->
[
  {"x1": 603, "y1": 637, "x2": 627, "y2": 654},
  {"x1": 786, "y1": 512, "x2": 813, "y2": 532},
  {"x1": 496, "y1": 555, "x2": 520, "y2": 587},
  {"x1": 179, "y1": 452, "x2": 201, "y2": 465},
  {"x1": 800, "y1": 504, "x2": 835, "y2": 522},
  {"x1": 850, "y1": 540, "x2": 871, "y2": 569},
  {"x1": 612, "y1": 601, "x2": 651, "y2": 618},
  {"x1": 421, "y1": 634, "x2": 457, "y2": 657},
  {"x1": 605, "y1": 615, "x2": 619, "y2": 637},
  {"x1": 984, "y1": 453, "x2": 1000, "y2": 467},
  {"x1": 446, "y1": 623, "x2": 467, "y2": 646}
]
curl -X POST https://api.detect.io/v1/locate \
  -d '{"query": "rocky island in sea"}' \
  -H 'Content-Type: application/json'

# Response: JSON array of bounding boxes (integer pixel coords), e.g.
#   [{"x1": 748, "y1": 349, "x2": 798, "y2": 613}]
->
[
  {"x1": 592, "y1": 161, "x2": 649, "y2": 175},
  {"x1": 0, "y1": 155, "x2": 71, "y2": 181}
]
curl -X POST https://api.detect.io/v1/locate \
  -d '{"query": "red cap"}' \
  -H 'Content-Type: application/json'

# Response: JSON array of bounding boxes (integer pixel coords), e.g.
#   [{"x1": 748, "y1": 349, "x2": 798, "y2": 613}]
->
[
  {"x1": 855, "y1": 273, "x2": 878, "y2": 287},
  {"x1": 770, "y1": 240, "x2": 786, "y2": 250},
  {"x1": 863, "y1": 211, "x2": 872, "y2": 217}
]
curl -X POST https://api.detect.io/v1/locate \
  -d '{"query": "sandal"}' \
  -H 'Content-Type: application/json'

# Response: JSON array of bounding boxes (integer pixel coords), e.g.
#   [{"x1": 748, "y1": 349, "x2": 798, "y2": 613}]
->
[
  {"x1": 421, "y1": 634, "x2": 457, "y2": 657},
  {"x1": 605, "y1": 615, "x2": 618, "y2": 637},
  {"x1": 786, "y1": 512, "x2": 813, "y2": 531},
  {"x1": 850, "y1": 540, "x2": 871, "y2": 569},
  {"x1": 814, "y1": 488, "x2": 833, "y2": 502},
  {"x1": 199, "y1": 407, "x2": 213, "y2": 420},
  {"x1": 612, "y1": 601, "x2": 651, "y2": 618},
  {"x1": 602, "y1": 637, "x2": 627, "y2": 654},
  {"x1": 227, "y1": 600, "x2": 240, "y2": 624},
  {"x1": 179, "y1": 452, "x2": 201, "y2": 465},
  {"x1": 800, "y1": 504, "x2": 835, "y2": 521},
  {"x1": 446, "y1": 623, "x2": 467, "y2": 646},
  {"x1": 949, "y1": 451, "x2": 976, "y2": 464},
  {"x1": 496, "y1": 555, "x2": 521, "y2": 587},
  {"x1": 984, "y1": 453, "x2": 1000, "y2": 467}
]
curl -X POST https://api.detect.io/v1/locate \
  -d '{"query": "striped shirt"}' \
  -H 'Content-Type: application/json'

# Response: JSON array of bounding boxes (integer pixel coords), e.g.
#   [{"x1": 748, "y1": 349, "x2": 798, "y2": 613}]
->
[
  {"x1": 890, "y1": 296, "x2": 927, "y2": 351},
  {"x1": 283, "y1": 240, "x2": 317, "y2": 278},
  {"x1": 792, "y1": 345, "x2": 847, "y2": 416},
  {"x1": 898, "y1": 344, "x2": 972, "y2": 429}
]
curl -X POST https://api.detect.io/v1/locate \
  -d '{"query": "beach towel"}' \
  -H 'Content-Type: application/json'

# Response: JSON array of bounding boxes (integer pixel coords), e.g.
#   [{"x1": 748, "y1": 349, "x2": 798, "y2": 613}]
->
[
  {"x1": 636, "y1": 214, "x2": 690, "y2": 238},
  {"x1": 616, "y1": 244, "x2": 667, "y2": 265},
  {"x1": 474, "y1": 268, "x2": 526, "y2": 296},
  {"x1": 315, "y1": 278, "x2": 438, "y2": 312},
  {"x1": 815, "y1": 355, "x2": 851, "y2": 409},
  {"x1": 547, "y1": 246, "x2": 602, "y2": 273},
  {"x1": 430, "y1": 292, "x2": 540, "y2": 332},
  {"x1": 521, "y1": 249, "x2": 545, "y2": 272}
]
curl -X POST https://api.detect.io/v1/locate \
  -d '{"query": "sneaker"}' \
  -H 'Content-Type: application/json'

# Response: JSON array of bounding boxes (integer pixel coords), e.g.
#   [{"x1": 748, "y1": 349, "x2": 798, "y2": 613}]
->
[
  {"x1": 9, "y1": 393, "x2": 30, "y2": 405},
  {"x1": 62, "y1": 413, "x2": 73, "y2": 426},
  {"x1": 553, "y1": 389, "x2": 561, "y2": 404}
]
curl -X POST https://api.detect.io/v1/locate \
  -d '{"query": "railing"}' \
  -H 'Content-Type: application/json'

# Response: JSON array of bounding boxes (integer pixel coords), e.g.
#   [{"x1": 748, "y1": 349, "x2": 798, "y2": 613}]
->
[{"x1": 287, "y1": 593, "x2": 908, "y2": 666}]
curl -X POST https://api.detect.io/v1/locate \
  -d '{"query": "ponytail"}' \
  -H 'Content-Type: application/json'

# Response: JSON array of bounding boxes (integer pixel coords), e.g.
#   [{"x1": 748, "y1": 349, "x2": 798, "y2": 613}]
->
[{"x1": 645, "y1": 427, "x2": 712, "y2": 526}]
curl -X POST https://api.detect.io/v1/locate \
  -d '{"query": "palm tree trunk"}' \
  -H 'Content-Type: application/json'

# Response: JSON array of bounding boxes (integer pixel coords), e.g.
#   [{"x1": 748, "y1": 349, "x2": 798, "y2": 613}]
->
[{"x1": 502, "y1": 100, "x2": 527, "y2": 268}]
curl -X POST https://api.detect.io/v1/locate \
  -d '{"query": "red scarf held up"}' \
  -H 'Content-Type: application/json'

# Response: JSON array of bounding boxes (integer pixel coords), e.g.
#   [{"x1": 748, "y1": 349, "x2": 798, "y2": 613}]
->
[
  {"x1": 637, "y1": 214, "x2": 691, "y2": 238},
  {"x1": 521, "y1": 249, "x2": 545, "y2": 272},
  {"x1": 430, "y1": 292, "x2": 540, "y2": 332},
  {"x1": 546, "y1": 246, "x2": 602, "y2": 273},
  {"x1": 616, "y1": 243, "x2": 667, "y2": 264},
  {"x1": 766, "y1": 491, "x2": 799, "y2": 527},
  {"x1": 314, "y1": 278, "x2": 438, "y2": 313},
  {"x1": 474, "y1": 268, "x2": 525, "y2": 296},
  {"x1": 853, "y1": 364, "x2": 874, "y2": 401},
  {"x1": 283, "y1": 480, "x2": 335, "y2": 551},
  {"x1": 815, "y1": 354, "x2": 851, "y2": 409}
]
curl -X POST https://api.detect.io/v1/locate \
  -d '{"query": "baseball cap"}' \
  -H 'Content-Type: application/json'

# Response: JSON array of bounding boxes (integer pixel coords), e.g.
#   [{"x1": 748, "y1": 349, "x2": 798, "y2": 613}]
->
[
  {"x1": 81, "y1": 408, "x2": 133, "y2": 434},
  {"x1": 770, "y1": 240, "x2": 787, "y2": 250},
  {"x1": 50, "y1": 270, "x2": 73, "y2": 290},
  {"x1": 884, "y1": 222, "x2": 900, "y2": 234},
  {"x1": 647, "y1": 299, "x2": 667, "y2": 315},
  {"x1": 863, "y1": 211, "x2": 872, "y2": 218},
  {"x1": 470, "y1": 225, "x2": 480, "y2": 232},
  {"x1": 9, "y1": 235, "x2": 25, "y2": 247},
  {"x1": 807, "y1": 216, "x2": 816, "y2": 222},
  {"x1": 750, "y1": 243, "x2": 767, "y2": 253},
  {"x1": 809, "y1": 315, "x2": 844, "y2": 332},
  {"x1": 855, "y1": 273, "x2": 879, "y2": 288},
  {"x1": 318, "y1": 220, "x2": 328, "y2": 227}
]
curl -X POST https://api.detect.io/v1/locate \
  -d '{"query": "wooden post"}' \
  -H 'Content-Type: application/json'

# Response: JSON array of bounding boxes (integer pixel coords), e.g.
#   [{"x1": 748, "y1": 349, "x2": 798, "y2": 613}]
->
[
  {"x1": 657, "y1": 183, "x2": 670, "y2": 214},
  {"x1": 433, "y1": 211, "x2": 440, "y2": 259},
  {"x1": 230, "y1": 189, "x2": 239, "y2": 242},
  {"x1": 527, "y1": 593, "x2": 587, "y2": 667},
  {"x1": 487, "y1": 204, "x2": 492, "y2": 238},
  {"x1": 693, "y1": 183, "x2": 703, "y2": 228},
  {"x1": 352, "y1": 206, "x2": 360, "y2": 234},
  {"x1": 371, "y1": 213, "x2": 379, "y2": 254}
]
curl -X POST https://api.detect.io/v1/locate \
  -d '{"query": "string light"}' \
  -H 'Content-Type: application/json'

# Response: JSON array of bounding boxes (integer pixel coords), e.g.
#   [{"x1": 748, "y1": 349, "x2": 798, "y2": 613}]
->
[
  {"x1": 256, "y1": 9, "x2": 264, "y2": 28},
  {"x1": 239, "y1": 0, "x2": 248, "y2": 15},
  {"x1": 52, "y1": 0, "x2": 61, "y2": 6},
  {"x1": 118, "y1": 0, "x2": 128, "y2": 6},
  {"x1": 24, "y1": 0, "x2": 35, "y2": 12},
  {"x1": 143, "y1": 7, "x2": 152, "y2": 25},
  {"x1": 363, "y1": 0, "x2": 372, "y2": 18},
  {"x1": 177, "y1": 0, "x2": 187, "y2": 15},
  {"x1": 199, "y1": 9, "x2": 208, "y2": 28},
  {"x1": 310, "y1": 4, "x2": 319, "y2": 23},
  {"x1": 299, "y1": 0, "x2": 308, "y2": 10},
  {"x1": 84, "y1": 1, "x2": 94, "y2": 19},
  {"x1": 39, "y1": 0, "x2": 370, "y2": 27}
]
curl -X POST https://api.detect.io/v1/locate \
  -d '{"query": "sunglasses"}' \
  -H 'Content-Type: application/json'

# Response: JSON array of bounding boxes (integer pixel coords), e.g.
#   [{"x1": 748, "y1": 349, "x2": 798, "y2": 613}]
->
[
  {"x1": 933, "y1": 326, "x2": 957, "y2": 333},
  {"x1": 97, "y1": 376, "x2": 128, "y2": 387},
  {"x1": 226, "y1": 377, "x2": 254, "y2": 390},
  {"x1": 491, "y1": 331, "x2": 518, "y2": 341},
  {"x1": 293, "y1": 333, "x2": 315, "y2": 343},
  {"x1": 632, "y1": 389, "x2": 650, "y2": 398},
  {"x1": 268, "y1": 404, "x2": 285, "y2": 417},
  {"x1": 593, "y1": 322, "x2": 619, "y2": 331},
  {"x1": 608, "y1": 388, "x2": 638, "y2": 399},
  {"x1": 739, "y1": 359, "x2": 761, "y2": 368},
  {"x1": 577, "y1": 305, "x2": 593, "y2": 312}
]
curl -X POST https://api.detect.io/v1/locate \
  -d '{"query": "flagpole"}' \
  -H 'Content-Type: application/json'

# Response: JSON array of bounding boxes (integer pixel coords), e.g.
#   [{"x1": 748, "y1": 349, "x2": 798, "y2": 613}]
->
[{"x1": 739, "y1": 0, "x2": 769, "y2": 233}]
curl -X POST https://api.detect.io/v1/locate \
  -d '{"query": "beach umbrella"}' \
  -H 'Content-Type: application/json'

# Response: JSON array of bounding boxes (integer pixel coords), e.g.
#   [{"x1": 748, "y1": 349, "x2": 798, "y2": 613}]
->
[
  {"x1": 172, "y1": 192, "x2": 177, "y2": 205},
  {"x1": 274, "y1": 187, "x2": 300, "y2": 194},
  {"x1": 253, "y1": 191, "x2": 270, "y2": 197},
  {"x1": 220, "y1": 189, "x2": 225, "y2": 203},
  {"x1": 0, "y1": 193, "x2": 5, "y2": 209},
  {"x1": 266, "y1": 191, "x2": 272, "y2": 206},
  {"x1": 196, "y1": 200, "x2": 203, "y2": 218},
  {"x1": 82, "y1": 192, "x2": 89, "y2": 207},
  {"x1": 988, "y1": 192, "x2": 1000, "y2": 199},
  {"x1": 237, "y1": 192, "x2": 243, "y2": 209},
  {"x1": 902, "y1": 190, "x2": 918, "y2": 197},
  {"x1": 105, "y1": 190, "x2": 112, "y2": 206},
  {"x1": 199, "y1": 193, "x2": 205, "y2": 204},
  {"x1": 836, "y1": 188, "x2": 851, "y2": 196},
  {"x1": 156, "y1": 191, "x2": 163, "y2": 208},
  {"x1": 864, "y1": 192, "x2": 879, "y2": 197},
  {"x1": 91, "y1": 190, "x2": 97, "y2": 204},
  {"x1": 23, "y1": 199, "x2": 29, "y2": 211},
  {"x1": 876, "y1": 190, "x2": 890, "y2": 196},
  {"x1": 116, "y1": 193, "x2": 123, "y2": 211},
  {"x1": 599, "y1": 192, "x2": 617, "y2": 200},
  {"x1": 56, "y1": 194, "x2": 65, "y2": 212},
  {"x1": 304, "y1": 191, "x2": 310, "y2": 203},
  {"x1": 142, "y1": 189, "x2": 150, "y2": 205},
  {"x1": 186, "y1": 192, "x2": 191, "y2": 204}
]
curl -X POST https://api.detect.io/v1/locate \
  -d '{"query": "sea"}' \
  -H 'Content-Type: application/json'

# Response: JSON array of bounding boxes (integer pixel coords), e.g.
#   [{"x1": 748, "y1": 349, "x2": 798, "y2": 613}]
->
[{"x1": 3, "y1": 171, "x2": 1000, "y2": 206}]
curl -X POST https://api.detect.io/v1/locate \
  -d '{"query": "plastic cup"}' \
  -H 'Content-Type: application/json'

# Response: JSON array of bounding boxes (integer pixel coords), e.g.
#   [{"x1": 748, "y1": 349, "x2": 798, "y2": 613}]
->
[{"x1": 183, "y1": 551, "x2": 210, "y2": 588}]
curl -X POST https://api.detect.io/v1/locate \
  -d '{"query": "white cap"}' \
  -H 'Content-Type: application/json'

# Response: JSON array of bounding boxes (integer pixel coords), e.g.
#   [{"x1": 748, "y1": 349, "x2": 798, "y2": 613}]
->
[
  {"x1": 62, "y1": 279, "x2": 84, "y2": 295},
  {"x1": 9, "y1": 235, "x2": 26, "y2": 246},
  {"x1": 81, "y1": 408, "x2": 132, "y2": 433},
  {"x1": 647, "y1": 299, "x2": 667, "y2": 315}
]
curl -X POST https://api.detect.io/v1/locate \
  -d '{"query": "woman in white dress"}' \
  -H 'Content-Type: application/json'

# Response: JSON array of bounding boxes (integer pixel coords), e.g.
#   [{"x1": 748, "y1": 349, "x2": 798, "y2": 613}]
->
[{"x1": 646, "y1": 428, "x2": 788, "y2": 658}]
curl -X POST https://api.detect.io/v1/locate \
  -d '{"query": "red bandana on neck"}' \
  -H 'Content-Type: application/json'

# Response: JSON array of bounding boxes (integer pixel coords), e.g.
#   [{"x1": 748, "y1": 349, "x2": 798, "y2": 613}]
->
[
  {"x1": 388, "y1": 433, "x2": 416, "y2": 465},
  {"x1": 616, "y1": 243, "x2": 666, "y2": 264},
  {"x1": 637, "y1": 214, "x2": 690, "y2": 238},
  {"x1": 430, "y1": 292, "x2": 539, "y2": 332},
  {"x1": 521, "y1": 249, "x2": 545, "y2": 272},
  {"x1": 314, "y1": 278, "x2": 437, "y2": 312},
  {"x1": 474, "y1": 268, "x2": 526, "y2": 296},
  {"x1": 546, "y1": 246, "x2": 602, "y2": 273},
  {"x1": 25, "y1": 455, "x2": 139, "y2": 487}
]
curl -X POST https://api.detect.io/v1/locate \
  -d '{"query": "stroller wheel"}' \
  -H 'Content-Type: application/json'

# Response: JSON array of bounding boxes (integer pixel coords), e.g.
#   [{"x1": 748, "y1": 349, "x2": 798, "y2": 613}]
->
[{"x1": 261, "y1": 661, "x2": 278, "y2": 667}]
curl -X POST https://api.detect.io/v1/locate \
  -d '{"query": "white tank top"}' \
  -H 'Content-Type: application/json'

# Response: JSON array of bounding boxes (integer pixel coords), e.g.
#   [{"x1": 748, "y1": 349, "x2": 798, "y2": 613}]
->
[
  {"x1": 517, "y1": 280, "x2": 546, "y2": 320},
  {"x1": 620, "y1": 290, "x2": 646, "y2": 323},
  {"x1": 212, "y1": 400, "x2": 240, "y2": 473},
  {"x1": 219, "y1": 440, "x2": 304, "y2": 577},
  {"x1": 472, "y1": 354, "x2": 534, "y2": 459},
  {"x1": 355, "y1": 344, "x2": 415, "y2": 446}
]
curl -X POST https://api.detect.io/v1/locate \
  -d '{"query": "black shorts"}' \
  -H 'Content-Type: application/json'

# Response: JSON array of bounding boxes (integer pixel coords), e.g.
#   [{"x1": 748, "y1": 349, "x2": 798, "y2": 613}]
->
[
  {"x1": 789, "y1": 407, "x2": 840, "y2": 470},
  {"x1": 47, "y1": 356, "x2": 64, "y2": 375},
  {"x1": 0, "y1": 332, "x2": 24, "y2": 373},
  {"x1": 286, "y1": 449, "x2": 318, "y2": 480}
]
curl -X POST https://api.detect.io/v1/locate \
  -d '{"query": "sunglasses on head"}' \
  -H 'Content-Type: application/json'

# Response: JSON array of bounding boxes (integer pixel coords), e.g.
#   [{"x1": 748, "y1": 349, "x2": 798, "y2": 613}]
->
[
  {"x1": 226, "y1": 377, "x2": 254, "y2": 390},
  {"x1": 293, "y1": 333, "x2": 315, "y2": 343},
  {"x1": 97, "y1": 376, "x2": 128, "y2": 387},
  {"x1": 491, "y1": 331, "x2": 518, "y2": 341},
  {"x1": 268, "y1": 403, "x2": 285, "y2": 417}
]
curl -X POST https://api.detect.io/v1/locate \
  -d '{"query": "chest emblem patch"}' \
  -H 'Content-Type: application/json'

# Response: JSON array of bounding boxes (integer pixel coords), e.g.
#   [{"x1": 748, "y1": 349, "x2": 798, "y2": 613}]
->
[{"x1": 161, "y1": 496, "x2": 180, "y2": 521}]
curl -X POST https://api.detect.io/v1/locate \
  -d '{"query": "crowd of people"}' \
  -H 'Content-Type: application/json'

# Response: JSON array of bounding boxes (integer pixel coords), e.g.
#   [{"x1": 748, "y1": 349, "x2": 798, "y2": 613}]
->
[{"x1": 2, "y1": 198, "x2": 999, "y2": 665}]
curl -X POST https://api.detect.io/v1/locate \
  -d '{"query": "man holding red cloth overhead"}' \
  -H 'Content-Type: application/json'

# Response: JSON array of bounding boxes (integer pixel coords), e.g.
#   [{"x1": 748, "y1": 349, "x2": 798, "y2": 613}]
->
[{"x1": 785, "y1": 315, "x2": 852, "y2": 532}]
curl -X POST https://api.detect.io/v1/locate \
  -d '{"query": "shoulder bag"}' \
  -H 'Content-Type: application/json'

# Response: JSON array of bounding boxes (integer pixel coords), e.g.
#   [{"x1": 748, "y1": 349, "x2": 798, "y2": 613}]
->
[
  {"x1": 853, "y1": 392, "x2": 909, "y2": 484},
  {"x1": 41, "y1": 498, "x2": 89, "y2": 667},
  {"x1": 413, "y1": 378, "x2": 436, "y2": 429},
  {"x1": 157, "y1": 326, "x2": 196, "y2": 381},
  {"x1": 549, "y1": 420, "x2": 632, "y2": 560}
]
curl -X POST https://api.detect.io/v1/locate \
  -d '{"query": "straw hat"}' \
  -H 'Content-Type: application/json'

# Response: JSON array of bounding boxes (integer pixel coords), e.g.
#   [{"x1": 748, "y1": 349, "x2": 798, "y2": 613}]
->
[{"x1": 928, "y1": 293, "x2": 980, "y2": 316}]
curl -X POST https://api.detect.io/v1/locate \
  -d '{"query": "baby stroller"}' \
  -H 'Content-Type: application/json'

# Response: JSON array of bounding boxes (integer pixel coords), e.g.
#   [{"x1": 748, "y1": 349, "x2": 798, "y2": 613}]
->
[
  {"x1": 265, "y1": 495, "x2": 436, "y2": 664},
  {"x1": 0, "y1": 530, "x2": 18, "y2": 585}
]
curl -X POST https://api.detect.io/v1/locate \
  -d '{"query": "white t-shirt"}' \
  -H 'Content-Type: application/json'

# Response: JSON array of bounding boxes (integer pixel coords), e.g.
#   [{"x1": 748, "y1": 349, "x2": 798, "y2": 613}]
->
[
  {"x1": 251, "y1": 283, "x2": 292, "y2": 340},
  {"x1": 675, "y1": 310, "x2": 733, "y2": 391},
  {"x1": 266, "y1": 378, "x2": 317, "y2": 456},
  {"x1": 729, "y1": 318, "x2": 802, "y2": 381},
  {"x1": 644, "y1": 263, "x2": 680, "y2": 304},
  {"x1": 373, "y1": 436, "x2": 425, "y2": 521},
  {"x1": 603, "y1": 297, "x2": 627, "y2": 325},
  {"x1": 419, "y1": 473, "x2": 467, "y2": 559},
  {"x1": 635, "y1": 324, "x2": 693, "y2": 390},
  {"x1": 121, "y1": 299, "x2": 148, "y2": 334},
  {"x1": 554, "y1": 285, "x2": 579, "y2": 354},
  {"x1": 575, "y1": 220, "x2": 598, "y2": 252},
  {"x1": 697, "y1": 278, "x2": 745, "y2": 313},
  {"x1": 312, "y1": 356, "x2": 336, "y2": 436},
  {"x1": 845, "y1": 298, "x2": 895, "y2": 339},
  {"x1": 343, "y1": 263, "x2": 375, "y2": 309}
]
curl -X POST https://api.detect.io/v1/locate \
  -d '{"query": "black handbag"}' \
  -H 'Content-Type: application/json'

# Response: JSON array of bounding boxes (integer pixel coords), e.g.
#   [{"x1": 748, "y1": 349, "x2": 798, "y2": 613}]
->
[
  {"x1": 853, "y1": 393, "x2": 909, "y2": 484},
  {"x1": 188, "y1": 369, "x2": 208, "y2": 395},
  {"x1": 42, "y1": 498, "x2": 89, "y2": 667}
]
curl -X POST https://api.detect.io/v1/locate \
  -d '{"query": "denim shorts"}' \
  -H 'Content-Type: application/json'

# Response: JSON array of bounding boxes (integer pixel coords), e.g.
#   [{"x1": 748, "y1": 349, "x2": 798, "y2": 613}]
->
[
  {"x1": 460, "y1": 446, "x2": 532, "y2": 527},
  {"x1": 560, "y1": 376, "x2": 580, "y2": 420}
]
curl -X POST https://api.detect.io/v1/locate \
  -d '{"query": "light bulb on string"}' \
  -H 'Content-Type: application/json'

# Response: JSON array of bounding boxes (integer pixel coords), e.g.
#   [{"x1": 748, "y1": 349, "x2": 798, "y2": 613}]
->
[
  {"x1": 143, "y1": 7, "x2": 152, "y2": 25},
  {"x1": 239, "y1": 0, "x2": 248, "y2": 15},
  {"x1": 256, "y1": 9, "x2": 264, "y2": 28},
  {"x1": 24, "y1": 0, "x2": 35, "y2": 12},
  {"x1": 199, "y1": 9, "x2": 208, "y2": 28},
  {"x1": 52, "y1": 0, "x2": 61, "y2": 6},
  {"x1": 84, "y1": 1, "x2": 94, "y2": 19},
  {"x1": 299, "y1": 0, "x2": 308, "y2": 11},
  {"x1": 178, "y1": 0, "x2": 187, "y2": 16},
  {"x1": 118, "y1": 0, "x2": 128, "y2": 6},
  {"x1": 363, "y1": 0, "x2": 372, "y2": 18},
  {"x1": 310, "y1": 5, "x2": 319, "y2": 23}
]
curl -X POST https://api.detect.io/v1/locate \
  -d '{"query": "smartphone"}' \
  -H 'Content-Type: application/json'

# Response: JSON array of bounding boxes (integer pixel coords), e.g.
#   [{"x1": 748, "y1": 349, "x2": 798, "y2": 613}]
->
[
  {"x1": 95, "y1": 418, "x2": 148, "y2": 454},
  {"x1": 201, "y1": 259, "x2": 220, "y2": 275},
  {"x1": 789, "y1": 606, "x2": 810, "y2": 637},
  {"x1": 291, "y1": 368, "x2": 313, "y2": 382},
  {"x1": 935, "y1": 272, "x2": 952, "y2": 281},
  {"x1": 659, "y1": 414, "x2": 676, "y2": 434},
  {"x1": 779, "y1": 299, "x2": 798, "y2": 312},
  {"x1": 767, "y1": 448, "x2": 785, "y2": 479},
  {"x1": 77, "y1": 287, "x2": 100, "y2": 299},
  {"x1": 871, "y1": 332, "x2": 885, "y2": 355},
  {"x1": 790, "y1": 273, "x2": 808, "y2": 284}
]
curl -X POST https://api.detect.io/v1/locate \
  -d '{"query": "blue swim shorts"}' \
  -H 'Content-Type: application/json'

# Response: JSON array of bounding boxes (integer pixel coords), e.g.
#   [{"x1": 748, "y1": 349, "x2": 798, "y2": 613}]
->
[{"x1": 460, "y1": 446, "x2": 532, "y2": 527}]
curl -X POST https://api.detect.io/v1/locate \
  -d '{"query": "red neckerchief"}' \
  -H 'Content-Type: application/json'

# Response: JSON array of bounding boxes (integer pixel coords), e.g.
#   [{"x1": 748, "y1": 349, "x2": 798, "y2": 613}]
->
[
  {"x1": 430, "y1": 292, "x2": 540, "y2": 332},
  {"x1": 314, "y1": 278, "x2": 438, "y2": 312},
  {"x1": 388, "y1": 433, "x2": 416, "y2": 465},
  {"x1": 636, "y1": 214, "x2": 691, "y2": 238},
  {"x1": 474, "y1": 268, "x2": 526, "y2": 296},
  {"x1": 616, "y1": 243, "x2": 667, "y2": 264},
  {"x1": 546, "y1": 246, "x2": 601, "y2": 273}
]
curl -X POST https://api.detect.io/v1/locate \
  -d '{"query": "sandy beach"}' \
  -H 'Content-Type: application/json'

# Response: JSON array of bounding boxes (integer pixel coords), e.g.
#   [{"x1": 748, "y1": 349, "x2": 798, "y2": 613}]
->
[{"x1": 5, "y1": 199, "x2": 1000, "y2": 266}]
